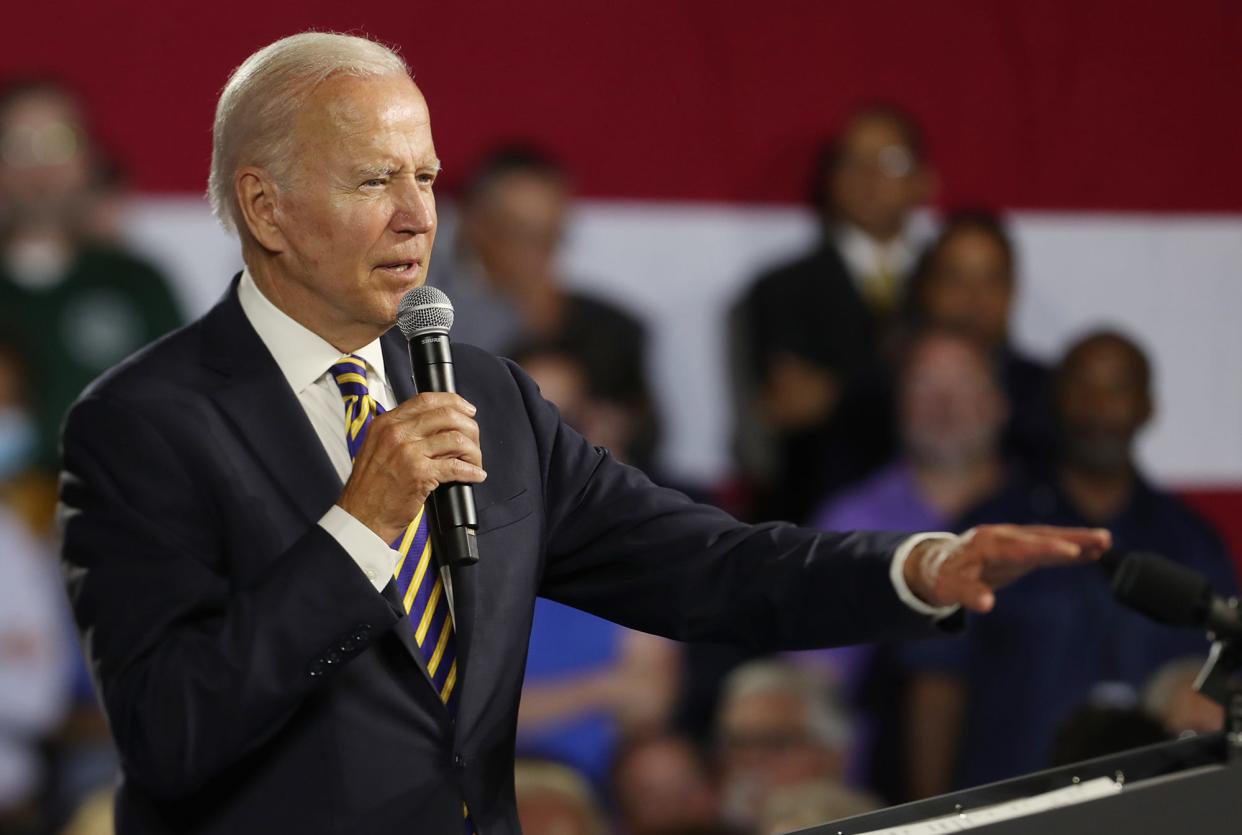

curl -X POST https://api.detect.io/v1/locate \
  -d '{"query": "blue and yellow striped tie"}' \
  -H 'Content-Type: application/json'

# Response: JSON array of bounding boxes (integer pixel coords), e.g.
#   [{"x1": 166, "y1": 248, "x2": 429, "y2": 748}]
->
[{"x1": 329, "y1": 355, "x2": 461, "y2": 712}]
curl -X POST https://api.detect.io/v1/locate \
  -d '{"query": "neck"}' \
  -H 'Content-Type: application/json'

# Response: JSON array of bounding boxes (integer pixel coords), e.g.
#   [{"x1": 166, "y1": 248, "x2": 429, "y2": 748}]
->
[
  {"x1": 245, "y1": 254, "x2": 383, "y2": 353},
  {"x1": 1058, "y1": 463, "x2": 1136, "y2": 523},
  {"x1": 910, "y1": 453, "x2": 1003, "y2": 520}
]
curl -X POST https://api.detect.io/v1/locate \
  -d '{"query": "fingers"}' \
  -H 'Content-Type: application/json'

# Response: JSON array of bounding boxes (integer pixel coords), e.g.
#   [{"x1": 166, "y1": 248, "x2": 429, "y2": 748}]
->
[
  {"x1": 1018, "y1": 525, "x2": 1112, "y2": 554},
  {"x1": 431, "y1": 455, "x2": 487, "y2": 484},
  {"x1": 419, "y1": 428, "x2": 484, "y2": 469},
  {"x1": 960, "y1": 582, "x2": 995, "y2": 614},
  {"x1": 375, "y1": 402, "x2": 480, "y2": 446},
  {"x1": 968, "y1": 525, "x2": 1099, "y2": 565},
  {"x1": 387, "y1": 392, "x2": 477, "y2": 420}
]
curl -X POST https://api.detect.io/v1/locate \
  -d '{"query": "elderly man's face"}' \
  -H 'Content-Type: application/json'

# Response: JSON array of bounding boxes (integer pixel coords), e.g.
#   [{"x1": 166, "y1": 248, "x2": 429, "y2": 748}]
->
[{"x1": 272, "y1": 72, "x2": 439, "y2": 334}]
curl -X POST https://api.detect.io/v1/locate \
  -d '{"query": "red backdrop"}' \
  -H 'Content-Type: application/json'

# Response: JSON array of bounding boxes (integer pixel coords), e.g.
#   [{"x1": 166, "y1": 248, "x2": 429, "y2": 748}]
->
[
  {"x1": 6, "y1": 2, "x2": 1242, "y2": 573},
  {"x1": 5, "y1": 0, "x2": 1242, "y2": 210}
]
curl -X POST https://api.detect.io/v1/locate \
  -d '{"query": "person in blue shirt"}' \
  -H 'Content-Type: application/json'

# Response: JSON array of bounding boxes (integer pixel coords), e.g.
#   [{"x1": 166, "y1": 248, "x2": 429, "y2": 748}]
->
[{"x1": 901, "y1": 329, "x2": 1239, "y2": 797}]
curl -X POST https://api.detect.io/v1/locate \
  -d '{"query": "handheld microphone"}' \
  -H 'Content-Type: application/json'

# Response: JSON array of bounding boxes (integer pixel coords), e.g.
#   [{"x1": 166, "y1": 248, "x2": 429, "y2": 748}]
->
[
  {"x1": 397, "y1": 286, "x2": 480, "y2": 567},
  {"x1": 1110, "y1": 551, "x2": 1242, "y2": 640}
]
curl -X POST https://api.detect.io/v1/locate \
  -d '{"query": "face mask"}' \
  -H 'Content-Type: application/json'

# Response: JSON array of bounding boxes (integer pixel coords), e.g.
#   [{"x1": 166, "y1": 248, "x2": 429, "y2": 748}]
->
[{"x1": 0, "y1": 407, "x2": 37, "y2": 481}]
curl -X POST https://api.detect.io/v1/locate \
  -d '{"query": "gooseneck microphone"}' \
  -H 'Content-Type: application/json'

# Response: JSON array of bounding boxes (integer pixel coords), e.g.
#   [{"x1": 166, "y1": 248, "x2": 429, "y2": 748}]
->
[
  {"x1": 1111, "y1": 551, "x2": 1242, "y2": 639},
  {"x1": 397, "y1": 286, "x2": 480, "y2": 567}
]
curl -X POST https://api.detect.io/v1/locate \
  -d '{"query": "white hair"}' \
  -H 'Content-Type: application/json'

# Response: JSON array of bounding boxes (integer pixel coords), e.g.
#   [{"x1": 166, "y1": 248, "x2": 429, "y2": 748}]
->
[
  {"x1": 720, "y1": 659, "x2": 854, "y2": 751},
  {"x1": 513, "y1": 760, "x2": 607, "y2": 835},
  {"x1": 207, "y1": 31, "x2": 409, "y2": 232}
]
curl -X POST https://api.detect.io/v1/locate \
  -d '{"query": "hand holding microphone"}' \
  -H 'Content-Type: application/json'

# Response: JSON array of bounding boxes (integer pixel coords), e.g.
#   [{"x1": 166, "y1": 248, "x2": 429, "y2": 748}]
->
[{"x1": 337, "y1": 286, "x2": 485, "y2": 565}]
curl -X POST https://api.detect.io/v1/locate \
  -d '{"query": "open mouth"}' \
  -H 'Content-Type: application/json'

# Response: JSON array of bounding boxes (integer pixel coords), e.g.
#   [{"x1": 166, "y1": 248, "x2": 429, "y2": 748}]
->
[{"x1": 376, "y1": 261, "x2": 420, "y2": 276}]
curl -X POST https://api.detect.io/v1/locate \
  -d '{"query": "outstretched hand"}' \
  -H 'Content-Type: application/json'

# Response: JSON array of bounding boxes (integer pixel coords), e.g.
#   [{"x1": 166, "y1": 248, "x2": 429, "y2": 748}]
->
[{"x1": 905, "y1": 525, "x2": 1113, "y2": 614}]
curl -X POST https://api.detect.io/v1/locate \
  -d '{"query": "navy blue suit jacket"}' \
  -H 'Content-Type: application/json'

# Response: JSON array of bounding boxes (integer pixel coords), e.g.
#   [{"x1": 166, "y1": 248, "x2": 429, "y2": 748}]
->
[{"x1": 59, "y1": 280, "x2": 939, "y2": 834}]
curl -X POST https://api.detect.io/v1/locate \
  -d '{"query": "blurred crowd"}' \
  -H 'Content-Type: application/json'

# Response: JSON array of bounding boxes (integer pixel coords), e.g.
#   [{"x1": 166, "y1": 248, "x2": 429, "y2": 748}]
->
[{"x1": 0, "y1": 79, "x2": 1237, "y2": 835}]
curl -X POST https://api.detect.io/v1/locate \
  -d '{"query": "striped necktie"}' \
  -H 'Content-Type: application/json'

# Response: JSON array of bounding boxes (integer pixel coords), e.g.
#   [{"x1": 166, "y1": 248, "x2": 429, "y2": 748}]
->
[{"x1": 329, "y1": 355, "x2": 461, "y2": 712}]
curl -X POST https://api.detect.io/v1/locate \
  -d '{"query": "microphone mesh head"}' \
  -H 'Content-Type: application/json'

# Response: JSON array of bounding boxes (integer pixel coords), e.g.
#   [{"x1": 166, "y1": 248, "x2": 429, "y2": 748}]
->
[{"x1": 397, "y1": 285, "x2": 455, "y2": 339}]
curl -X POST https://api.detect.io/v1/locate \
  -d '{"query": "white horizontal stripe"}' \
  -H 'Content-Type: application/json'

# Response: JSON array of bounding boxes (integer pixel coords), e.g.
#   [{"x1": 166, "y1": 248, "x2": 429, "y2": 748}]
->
[{"x1": 121, "y1": 196, "x2": 1242, "y2": 487}]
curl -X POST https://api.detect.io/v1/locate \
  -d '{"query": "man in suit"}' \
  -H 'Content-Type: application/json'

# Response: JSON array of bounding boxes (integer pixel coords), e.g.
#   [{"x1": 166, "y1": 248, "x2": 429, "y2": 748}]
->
[
  {"x1": 733, "y1": 104, "x2": 936, "y2": 524},
  {"x1": 58, "y1": 32, "x2": 1109, "y2": 834}
]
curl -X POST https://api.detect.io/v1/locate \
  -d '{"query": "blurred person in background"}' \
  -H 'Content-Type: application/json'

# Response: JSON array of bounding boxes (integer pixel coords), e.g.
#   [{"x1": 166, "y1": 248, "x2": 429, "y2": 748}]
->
[
  {"x1": 514, "y1": 759, "x2": 608, "y2": 835},
  {"x1": 511, "y1": 339, "x2": 653, "y2": 470},
  {"x1": 431, "y1": 146, "x2": 658, "y2": 471},
  {"x1": 757, "y1": 781, "x2": 881, "y2": 835},
  {"x1": 0, "y1": 466, "x2": 69, "y2": 832},
  {"x1": 901, "y1": 330, "x2": 1239, "y2": 797},
  {"x1": 0, "y1": 79, "x2": 183, "y2": 473},
  {"x1": 812, "y1": 328, "x2": 1009, "y2": 539},
  {"x1": 1048, "y1": 700, "x2": 1169, "y2": 768},
  {"x1": 1143, "y1": 656, "x2": 1225, "y2": 737},
  {"x1": 733, "y1": 104, "x2": 935, "y2": 525},
  {"x1": 512, "y1": 339, "x2": 680, "y2": 789},
  {"x1": 517, "y1": 594, "x2": 680, "y2": 790},
  {"x1": 0, "y1": 338, "x2": 55, "y2": 533},
  {"x1": 0, "y1": 339, "x2": 118, "y2": 829},
  {"x1": 715, "y1": 660, "x2": 879, "y2": 832},
  {"x1": 909, "y1": 210, "x2": 1054, "y2": 465},
  {"x1": 809, "y1": 327, "x2": 1009, "y2": 801},
  {"x1": 610, "y1": 732, "x2": 723, "y2": 835}
]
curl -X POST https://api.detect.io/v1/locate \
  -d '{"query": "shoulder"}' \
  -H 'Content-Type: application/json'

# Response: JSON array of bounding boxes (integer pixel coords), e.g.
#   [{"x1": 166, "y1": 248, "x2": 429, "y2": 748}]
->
[
  {"x1": 755, "y1": 245, "x2": 846, "y2": 283},
  {"x1": 563, "y1": 291, "x2": 645, "y2": 336},
  {"x1": 1140, "y1": 483, "x2": 1228, "y2": 547},
  {"x1": 813, "y1": 465, "x2": 907, "y2": 528},
  {"x1": 76, "y1": 244, "x2": 172, "y2": 287}
]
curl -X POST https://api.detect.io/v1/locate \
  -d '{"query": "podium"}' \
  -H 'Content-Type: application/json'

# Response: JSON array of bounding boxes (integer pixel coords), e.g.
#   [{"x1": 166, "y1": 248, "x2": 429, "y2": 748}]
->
[{"x1": 800, "y1": 732, "x2": 1241, "y2": 834}]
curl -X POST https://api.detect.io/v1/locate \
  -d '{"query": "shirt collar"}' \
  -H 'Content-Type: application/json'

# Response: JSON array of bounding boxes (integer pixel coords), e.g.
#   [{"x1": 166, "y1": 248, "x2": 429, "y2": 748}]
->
[
  {"x1": 237, "y1": 267, "x2": 388, "y2": 394},
  {"x1": 834, "y1": 222, "x2": 921, "y2": 280}
]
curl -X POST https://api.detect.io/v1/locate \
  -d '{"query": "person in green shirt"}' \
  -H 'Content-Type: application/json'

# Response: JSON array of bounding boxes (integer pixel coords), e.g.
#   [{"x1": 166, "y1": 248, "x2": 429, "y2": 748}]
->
[{"x1": 0, "y1": 80, "x2": 183, "y2": 471}]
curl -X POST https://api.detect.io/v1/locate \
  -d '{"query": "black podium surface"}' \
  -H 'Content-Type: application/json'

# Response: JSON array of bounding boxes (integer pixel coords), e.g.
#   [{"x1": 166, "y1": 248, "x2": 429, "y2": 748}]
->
[{"x1": 800, "y1": 733, "x2": 1240, "y2": 834}]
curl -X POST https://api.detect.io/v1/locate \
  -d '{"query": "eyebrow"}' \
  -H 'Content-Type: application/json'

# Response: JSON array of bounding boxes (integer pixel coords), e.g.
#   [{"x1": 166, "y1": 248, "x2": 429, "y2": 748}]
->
[{"x1": 355, "y1": 159, "x2": 442, "y2": 179}]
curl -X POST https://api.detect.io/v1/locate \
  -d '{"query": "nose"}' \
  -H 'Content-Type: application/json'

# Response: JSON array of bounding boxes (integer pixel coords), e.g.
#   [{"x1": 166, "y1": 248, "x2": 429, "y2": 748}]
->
[{"x1": 390, "y1": 181, "x2": 435, "y2": 236}]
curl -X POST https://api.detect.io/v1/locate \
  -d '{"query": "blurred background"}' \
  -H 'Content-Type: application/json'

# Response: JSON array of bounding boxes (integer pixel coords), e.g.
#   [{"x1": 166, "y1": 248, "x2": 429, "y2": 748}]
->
[{"x1": 2, "y1": 2, "x2": 1241, "y2": 834}]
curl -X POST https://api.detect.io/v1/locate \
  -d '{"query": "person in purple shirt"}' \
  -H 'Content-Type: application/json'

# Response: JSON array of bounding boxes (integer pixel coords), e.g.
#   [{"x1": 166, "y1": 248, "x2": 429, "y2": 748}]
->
[
  {"x1": 901, "y1": 330, "x2": 1240, "y2": 797},
  {"x1": 810, "y1": 327, "x2": 1010, "y2": 798}
]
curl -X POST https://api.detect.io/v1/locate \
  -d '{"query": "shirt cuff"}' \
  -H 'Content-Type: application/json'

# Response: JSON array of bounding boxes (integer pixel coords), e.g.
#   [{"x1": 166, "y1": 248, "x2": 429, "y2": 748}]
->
[
  {"x1": 319, "y1": 505, "x2": 398, "y2": 592},
  {"x1": 891, "y1": 532, "x2": 962, "y2": 620}
]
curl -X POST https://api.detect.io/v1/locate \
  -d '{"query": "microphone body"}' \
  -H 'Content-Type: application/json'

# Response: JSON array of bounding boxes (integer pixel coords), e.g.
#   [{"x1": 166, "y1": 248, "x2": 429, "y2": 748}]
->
[
  {"x1": 1111, "y1": 551, "x2": 1242, "y2": 639},
  {"x1": 400, "y1": 289, "x2": 480, "y2": 567}
]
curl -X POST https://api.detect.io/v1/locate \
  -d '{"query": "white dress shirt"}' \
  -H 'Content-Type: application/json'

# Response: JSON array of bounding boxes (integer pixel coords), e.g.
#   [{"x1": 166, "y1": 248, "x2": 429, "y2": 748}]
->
[
  {"x1": 834, "y1": 222, "x2": 924, "y2": 293},
  {"x1": 236, "y1": 269, "x2": 456, "y2": 611},
  {"x1": 237, "y1": 269, "x2": 950, "y2": 619}
]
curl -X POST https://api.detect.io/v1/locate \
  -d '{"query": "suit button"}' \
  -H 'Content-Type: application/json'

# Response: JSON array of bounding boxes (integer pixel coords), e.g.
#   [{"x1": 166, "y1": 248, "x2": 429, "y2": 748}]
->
[
  {"x1": 324, "y1": 650, "x2": 342, "y2": 666},
  {"x1": 453, "y1": 753, "x2": 466, "y2": 769},
  {"x1": 308, "y1": 659, "x2": 327, "y2": 678},
  {"x1": 339, "y1": 640, "x2": 357, "y2": 654}
]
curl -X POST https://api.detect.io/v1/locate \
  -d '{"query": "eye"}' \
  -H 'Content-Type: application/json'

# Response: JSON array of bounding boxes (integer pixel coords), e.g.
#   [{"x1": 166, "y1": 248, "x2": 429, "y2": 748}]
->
[
  {"x1": 416, "y1": 171, "x2": 437, "y2": 186},
  {"x1": 361, "y1": 177, "x2": 387, "y2": 188}
]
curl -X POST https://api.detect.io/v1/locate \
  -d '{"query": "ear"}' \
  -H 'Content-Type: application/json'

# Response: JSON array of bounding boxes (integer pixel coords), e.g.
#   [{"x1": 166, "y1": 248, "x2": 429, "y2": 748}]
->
[{"x1": 234, "y1": 166, "x2": 287, "y2": 253}]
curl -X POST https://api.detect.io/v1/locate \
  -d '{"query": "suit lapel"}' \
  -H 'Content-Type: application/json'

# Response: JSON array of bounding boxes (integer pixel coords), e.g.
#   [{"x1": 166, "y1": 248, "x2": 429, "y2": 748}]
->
[
  {"x1": 381, "y1": 330, "x2": 479, "y2": 719},
  {"x1": 201, "y1": 280, "x2": 341, "y2": 526}
]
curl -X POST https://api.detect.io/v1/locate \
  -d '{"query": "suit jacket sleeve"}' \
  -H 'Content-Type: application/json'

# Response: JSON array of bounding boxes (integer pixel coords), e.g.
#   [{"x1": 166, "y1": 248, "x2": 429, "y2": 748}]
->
[
  {"x1": 506, "y1": 359, "x2": 940, "y2": 649},
  {"x1": 59, "y1": 393, "x2": 399, "y2": 799}
]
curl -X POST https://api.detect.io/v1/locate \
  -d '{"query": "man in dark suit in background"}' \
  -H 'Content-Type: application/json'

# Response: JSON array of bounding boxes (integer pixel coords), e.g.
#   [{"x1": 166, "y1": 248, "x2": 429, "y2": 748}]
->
[
  {"x1": 734, "y1": 105, "x2": 935, "y2": 525},
  {"x1": 58, "y1": 32, "x2": 1108, "y2": 834}
]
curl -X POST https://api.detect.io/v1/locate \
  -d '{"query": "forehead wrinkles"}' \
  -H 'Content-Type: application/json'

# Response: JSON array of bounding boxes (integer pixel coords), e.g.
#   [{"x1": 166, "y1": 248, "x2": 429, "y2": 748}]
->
[{"x1": 294, "y1": 78, "x2": 430, "y2": 163}]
